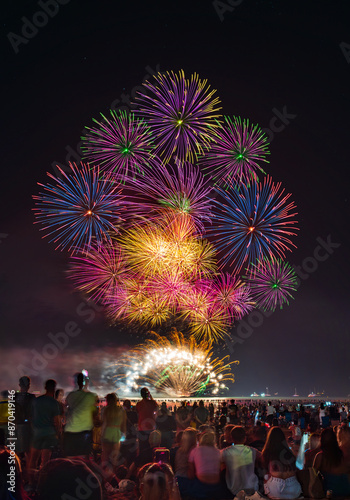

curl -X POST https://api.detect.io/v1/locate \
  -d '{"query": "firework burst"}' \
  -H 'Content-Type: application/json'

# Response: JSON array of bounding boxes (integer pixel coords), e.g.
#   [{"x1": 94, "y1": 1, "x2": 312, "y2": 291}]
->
[
  {"x1": 246, "y1": 258, "x2": 298, "y2": 311},
  {"x1": 135, "y1": 70, "x2": 222, "y2": 162},
  {"x1": 129, "y1": 161, "x2": 213, "y2": 232},
  {"x1": 114, "y1": 329, "x2": 237, "y2": 397},
  {"x1": 212, "y1": 176, "x2": 298, "y2": 273},
  {"x1": 200, "y1": 116, "x2": 270, "y2": 186},
  {"x1": 33, "y1": 163, "x2": 123, "y2": 254},
  {"x1": 68, "y1": 242, "x2": 127, "y2": 302},
  {"x1": 212, "y1": 273, "x2": 255, "y2": 320},
  {"x1": 82, "y1": 110, "x2": 156, "y2": 179}
]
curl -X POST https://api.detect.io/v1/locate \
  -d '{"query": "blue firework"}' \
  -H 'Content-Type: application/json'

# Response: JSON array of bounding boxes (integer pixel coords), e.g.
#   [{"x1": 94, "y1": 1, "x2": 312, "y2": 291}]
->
[
  {"x1": 212, "y1": 176, "x2": 298, "y2": 273},
  {"x1": 33, "y1": 163, "x2": 123, "y2": 254}
]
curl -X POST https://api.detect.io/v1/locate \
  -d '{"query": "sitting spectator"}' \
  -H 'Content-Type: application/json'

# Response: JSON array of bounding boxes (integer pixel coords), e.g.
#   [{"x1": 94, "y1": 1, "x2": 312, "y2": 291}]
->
[
  {"x1": 313, "y1": 427, "x2": 350, "y2": 497},
  {"x1": 156, "y1": 402, "x2": 176, "y2": 449},
  {"x1": 221, "y1": 426, "x2": 260, "y2": 496},
  {"x1": 128, "y1": 430, "x2": 162, "y2": 478},
  {"x1": 248, "y1": 425, "x2": 267, "y2": 452},
  {"x1": 262, "y1": 426, "x2": 302, "y2": 499},
  {"x1": 139, "y1": 462, "x2": 181, "y2": 500},
  {"x1": 188, "y1": 431, "x2": 229, "y2": 498},
  {"x1": 303, "y1": 432, "x2": 321, "y2": 469},
  {"x1": 337, "y1": 424, "x2": 350, "y2": 465},
  {"x1": 36, "y1": 458, "x2": 102, "y2": 500},
  {"x1": 219, "y1": 423, "x2": 234, "y2": 449},
  {"x1": 174, "y1": 428, "x2": 197, "y2": 497}
]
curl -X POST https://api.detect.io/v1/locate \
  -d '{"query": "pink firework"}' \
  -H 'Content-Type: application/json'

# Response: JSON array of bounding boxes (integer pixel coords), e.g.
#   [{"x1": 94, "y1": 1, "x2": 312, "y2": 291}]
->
[
  {"x1": 128, "y1": 160, "x2": 213, "y2": 232},
  {"x1": 212, "y1": 273, "x2": 255, "y2": 320},
  {"x1": 68, "y1": 242, "x2": 127, "y2": 302}
]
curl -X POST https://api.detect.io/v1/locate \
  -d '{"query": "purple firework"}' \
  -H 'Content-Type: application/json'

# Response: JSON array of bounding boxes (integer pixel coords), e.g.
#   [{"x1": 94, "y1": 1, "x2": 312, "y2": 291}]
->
[
  {"x1": 246, "y1": 258, "x2": 297, "y2": 311},
  {"x1": 68, "y1": 242, "x2": 128, "y2": 302},
  {"x1": 33, "y1": 163, "x2": 123, "y2": 254},
  {"x1": 212, "y1": 273, "x2": 255, "y2": 320},
  {"x1": 212, "y1": 176, "x2": 298, "y2": 273},
  {"x1": 128, "y1": 160, "x2": 213, "y2": 231},
  {"x1": 82, "y1": 110, "x2": 157, "y2": 180},
  {"x1": 134, "y1": 70, "x2": 222, "y2": 163},
  {"x1": 200, "y1": 116, "x2": 270, "y2": 186}
]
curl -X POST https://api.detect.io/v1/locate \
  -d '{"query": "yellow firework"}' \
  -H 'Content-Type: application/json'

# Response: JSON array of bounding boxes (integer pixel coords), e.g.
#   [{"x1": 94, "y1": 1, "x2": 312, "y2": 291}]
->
[
  {"x1": 114, "y1": 329, "x2": 238, "y2": 397},
  {"x1": 188, "y1": 305, "x2": 229, "y2": 342}
]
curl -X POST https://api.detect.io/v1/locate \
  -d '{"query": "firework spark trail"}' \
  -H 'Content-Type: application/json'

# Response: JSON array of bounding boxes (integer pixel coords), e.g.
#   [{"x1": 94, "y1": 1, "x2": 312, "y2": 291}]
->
[
  {"x1": 245, "y1": 258, "x2": 298, "y2": 311},
  {"x1": 33, "y1": 163, "x2": 123, "y2": 254},
  {"x1": 212, "y1": 176, "x2": 298, "y2": 273},
  {"x1": 135, "y1": 70, "x2": 222, "y2": 162},
  {"x1": 82, "y1": 110, "x2": 157, "y2": 180},
  {"x1": 200, "y1": 115, "x2": 270, "y2": 186},
  {"x1": 114, "y1": 329, "x2": 238, "y2": 397}
]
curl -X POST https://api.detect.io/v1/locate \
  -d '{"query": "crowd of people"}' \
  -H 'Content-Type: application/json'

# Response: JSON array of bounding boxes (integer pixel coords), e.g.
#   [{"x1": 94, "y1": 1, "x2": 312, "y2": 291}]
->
[{"x1": 1, "y1": 373, "x2": 350, "y2": 499}]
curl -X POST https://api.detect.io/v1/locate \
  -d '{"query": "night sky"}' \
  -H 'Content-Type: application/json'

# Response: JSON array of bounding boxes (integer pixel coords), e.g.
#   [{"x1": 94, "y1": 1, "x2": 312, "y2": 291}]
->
[{"x1": 1, "y1": 0, "x2": 350, "y2": 397}]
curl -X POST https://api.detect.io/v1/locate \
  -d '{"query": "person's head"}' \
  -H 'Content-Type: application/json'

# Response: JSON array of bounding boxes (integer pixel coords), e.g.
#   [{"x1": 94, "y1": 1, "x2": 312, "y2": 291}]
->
[
  {"x1": 160, "y1": 402, "x2": 168, "y2": 414},
  {"x1": 149, "y1": 430, "x2": 161, "y2": 448},
  {"x1": 309, "y1": 433, "x2": 321, "y2": 450},
  {"x1": 175, "y1": 430, "x2": 183, "y2": 446},
  {"x1": 199, "y1": 431, "x2": 216, "y2": 447},
  {"x1": 123, "y1": 399, "x2": 131, "y2": 410},
  {"x1": 219, "y1": 415, "x2": 227, "y2": 427},
  {"x1": 139, "y1": 462, "x2": 174, "y2": 500},
  {"x1": 230, "y1": 399, "x2": 235, "y2": 405},
  {"x1": 75, "y1": 372, "x2": 86, "y2": 390},
  {"x1": 44, "y1": 379, "x2": 57, "y2": 395},
  {"x1": 37, "y1": 458, "x2": 102, "y2": 500},
  {"x1": 141, "y1": 387, "x2": 150, "y2": 399},
  {"x1": 179, "y1": 428, "x2": 197, "y2": 453},
  {"x1": 19, "y1": 376, "x2": 30, "y2": 392},
  {"x1": 231, "y1": 426, "x2": 246, "y2": 445},
  {"x1": 262, "y1": 426, "x2": 296, "y2": 470},
  {"x1": 320, "y1": 402, "x2": 325, "y2": 410},
  {"x1": 106, "y1": 393, "x2": 118, "y2": 406},
  {"x1": 224, "y1": 424, "x2": 234, "y2": 442},
  {"x1": 55, "y1": 388, "x2": 64, "y2": 401},
  {"x1": 199, "y1": 400, "x2": 204, "y2": 407},
  {"x1": 320, "y1": 428, "x2": 343, "y2": 467},
  {"x1": 337, "y1": 425, "x2": 350, "y2": 448}
]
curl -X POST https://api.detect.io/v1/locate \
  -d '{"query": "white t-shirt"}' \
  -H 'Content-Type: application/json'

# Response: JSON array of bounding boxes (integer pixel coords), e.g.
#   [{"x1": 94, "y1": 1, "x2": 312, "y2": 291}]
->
[
  {"x1": 188, "y1": 445, "x2": 221, "y2": 477},
  {"x1": 65, "y1": 390, "x2": 97, "y2": 432},
  {"x1": 221, "y1": 445, "x2": 259, "y2": 495}
]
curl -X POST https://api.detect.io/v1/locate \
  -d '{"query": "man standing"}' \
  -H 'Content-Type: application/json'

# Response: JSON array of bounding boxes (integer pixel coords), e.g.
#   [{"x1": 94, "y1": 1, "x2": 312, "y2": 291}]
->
[
  {"x1": 194, "y1": 400, "x2": 209, "y2": 428},
  {"x1": 135, "y1": 388, "x2": 158, "y2": 453},
  {"x1": 15, "y1": 376, "x2": 36, "y2": 480},
  {"x1": 64, "y1": 372, "x2": 98, "y2": 458},
  {"x1": 28, "y1": 379, "x2": 60, "y2": 485}
]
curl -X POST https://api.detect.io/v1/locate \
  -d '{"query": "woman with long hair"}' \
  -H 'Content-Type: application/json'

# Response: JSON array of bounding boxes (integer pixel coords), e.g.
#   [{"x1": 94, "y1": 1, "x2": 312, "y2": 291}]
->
[
  {"x1": 101, "y1": 393, "x2": 126, "y2": 468},
  {"x1": 139, "y1": 462, "x2": 181, "y2": 500},
  {"x1": 314, "y1": 427, "x2": 350, "y2": 497},
  {"x1": 261, "y1": 426, "x2": 302, "y2": 499},
  {"x1": 174, "y1": 427, "x2": 197, "y2": 497}
]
